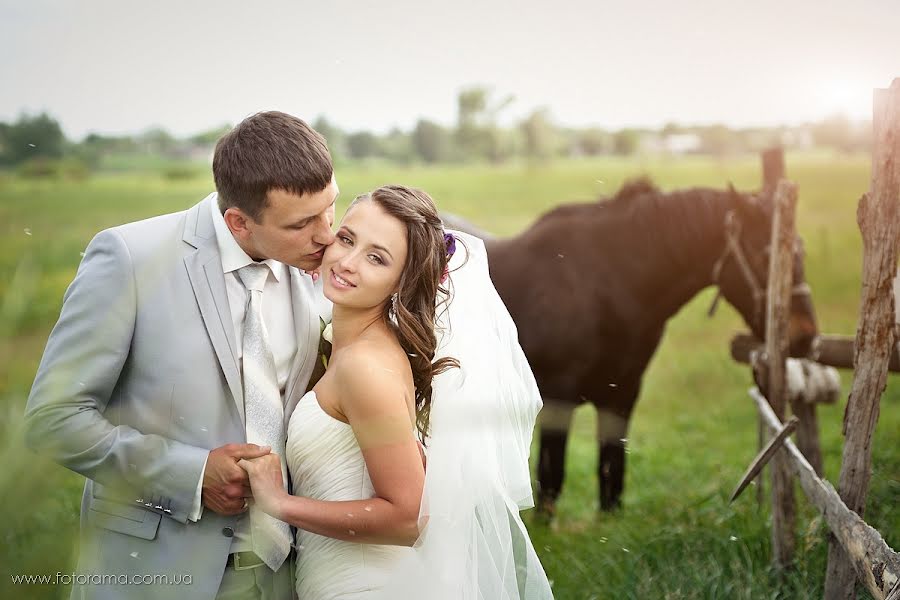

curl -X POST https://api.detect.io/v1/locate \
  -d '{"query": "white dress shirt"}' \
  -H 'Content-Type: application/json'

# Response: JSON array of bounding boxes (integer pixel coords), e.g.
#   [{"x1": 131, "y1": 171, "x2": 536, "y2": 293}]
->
[{"x1": 189, "y1": 195, "x2": 298, "y2": 554}]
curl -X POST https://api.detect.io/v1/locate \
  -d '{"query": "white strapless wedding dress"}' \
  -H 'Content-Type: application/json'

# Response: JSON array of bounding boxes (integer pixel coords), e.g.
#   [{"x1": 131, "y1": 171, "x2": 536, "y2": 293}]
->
[{"x1": 286, "y1": 390, "x2": 414, "y2": 599}]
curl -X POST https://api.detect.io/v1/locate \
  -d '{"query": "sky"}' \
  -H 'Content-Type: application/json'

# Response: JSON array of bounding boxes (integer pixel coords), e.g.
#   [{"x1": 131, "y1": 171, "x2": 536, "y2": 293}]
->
[{"x1": 1, "y1": 0, "x2": 898, "y2": 140}]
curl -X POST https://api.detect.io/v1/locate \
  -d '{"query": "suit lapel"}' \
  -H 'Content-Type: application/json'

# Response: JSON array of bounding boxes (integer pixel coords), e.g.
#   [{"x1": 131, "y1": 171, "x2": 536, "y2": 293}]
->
[
  {"x1": 183, "y1": 197, "x2": 245, "y2": 425},
  {"x1": 283, "y1": 268, "x2": 321, "y2": 427}
]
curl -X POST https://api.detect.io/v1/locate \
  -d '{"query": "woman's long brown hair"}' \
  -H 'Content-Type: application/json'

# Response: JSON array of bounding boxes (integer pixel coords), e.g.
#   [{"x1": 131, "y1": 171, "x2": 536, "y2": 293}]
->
[{"x1": 349, "y1": 185, "x2": 459, "y2": 441}]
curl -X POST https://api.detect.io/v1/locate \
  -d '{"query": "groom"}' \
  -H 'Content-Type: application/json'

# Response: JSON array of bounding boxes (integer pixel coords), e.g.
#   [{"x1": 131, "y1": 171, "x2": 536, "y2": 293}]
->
[{"x1": 24, "y1": 111, "x2": 337, "y2": 599}]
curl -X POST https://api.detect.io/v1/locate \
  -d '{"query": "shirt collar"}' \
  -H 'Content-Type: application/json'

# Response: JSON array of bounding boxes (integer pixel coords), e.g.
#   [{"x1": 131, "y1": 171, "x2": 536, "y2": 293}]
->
[{"x1": 209, "y1": 193, "x2": 286, "y2": 282}]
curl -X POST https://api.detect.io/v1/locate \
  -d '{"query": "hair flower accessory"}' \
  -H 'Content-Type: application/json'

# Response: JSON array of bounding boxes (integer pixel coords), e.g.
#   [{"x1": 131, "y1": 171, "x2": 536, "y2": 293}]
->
[
  {"x1": 441, "y1": 232, "x2": 457, "y2": 284},
  {"x1": 444, "y1": 232, "x2": 457, "y2": 257}
]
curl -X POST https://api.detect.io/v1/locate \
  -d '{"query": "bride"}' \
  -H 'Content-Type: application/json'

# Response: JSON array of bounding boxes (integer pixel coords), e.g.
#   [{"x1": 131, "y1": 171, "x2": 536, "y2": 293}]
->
[{"x1": 239, "y1": 185, "x2": 553, "y2": 599}]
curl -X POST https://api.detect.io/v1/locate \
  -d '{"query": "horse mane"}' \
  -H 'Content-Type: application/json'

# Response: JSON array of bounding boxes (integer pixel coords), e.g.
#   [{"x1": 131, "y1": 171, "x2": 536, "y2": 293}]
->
[
  {"x1": 524, "y1": 177, "x2": 734, "y2": 268},
  {"x1": 530, "y1": 177, "x2": 666, "y2": 223},
  {"x1": 607, "y1": 177, "x2": 659, "y2": 203}
]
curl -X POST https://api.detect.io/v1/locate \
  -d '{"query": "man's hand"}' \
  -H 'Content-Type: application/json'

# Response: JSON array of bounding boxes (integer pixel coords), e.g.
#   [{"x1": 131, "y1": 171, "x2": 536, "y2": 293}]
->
[
  {"x1": 202, "y1": 443, "x2": 271, "y2": 516},
  {"x1": 237, "y1": 454, "x2": 287, "y2": 519}
]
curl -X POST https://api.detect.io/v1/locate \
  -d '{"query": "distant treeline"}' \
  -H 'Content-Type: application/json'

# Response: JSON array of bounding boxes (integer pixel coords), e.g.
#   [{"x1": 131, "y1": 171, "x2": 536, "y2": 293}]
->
[{"x1": 0, "y1": 87, "x2": 873, "y2": 177}]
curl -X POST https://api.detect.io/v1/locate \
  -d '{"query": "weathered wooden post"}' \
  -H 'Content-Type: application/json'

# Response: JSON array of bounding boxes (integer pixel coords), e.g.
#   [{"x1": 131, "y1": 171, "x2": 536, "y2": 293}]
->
[
  {"x1": 763, "y1": 146, "x2": 826, "y2": 475},
  {"x1": 762, "y1": 146, "x2": 785, "y2": 196},
  {"x1": 760, "y1": 179, "x2": 798, "y2": 568},
  {"x1": 791, "y1": 388, "x2": 825, "y2": 476},
  {"x1": 754, "y1": 146, "x2": 787, "y2": 507},
  {"x1": 824, "y1": 78, "x2": 900, "y2": 600},
  {"x1": 748, "y1": 389, "x2": 900, "y2": 599}
]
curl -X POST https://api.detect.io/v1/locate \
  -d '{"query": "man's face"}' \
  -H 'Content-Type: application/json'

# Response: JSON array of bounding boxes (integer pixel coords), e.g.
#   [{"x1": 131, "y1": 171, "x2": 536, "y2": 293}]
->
[{"x1": 228, "y1": 179, "x2": 339, "y2": 270}]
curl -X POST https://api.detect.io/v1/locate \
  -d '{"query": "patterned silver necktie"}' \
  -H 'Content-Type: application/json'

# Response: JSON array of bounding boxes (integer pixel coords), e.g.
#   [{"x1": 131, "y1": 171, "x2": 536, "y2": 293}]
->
[{"x1": 237, "y1": 263, "x2": 291, "y2": 572}]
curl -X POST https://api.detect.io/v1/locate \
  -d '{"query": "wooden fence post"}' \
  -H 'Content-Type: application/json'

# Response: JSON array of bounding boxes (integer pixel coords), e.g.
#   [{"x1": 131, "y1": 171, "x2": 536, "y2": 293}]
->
[
  {"x1": 824, "y1": 78, "x2": 900, "y2": 600},
  {"x1": 755, "y1": 146, "x2": 787, "y2": 507},
  {"x1": 763, "y1": 179, "x2": 798, "y2": 568},
  {"x1": 762, "y1": 146, "x2": 785, "y2": 196},
  {"x1": 791, "y1": 395, "x2": 824, "y2": 476},
  {"x1": 750, "y1": 389, "x2": 900, "y2": 599}
]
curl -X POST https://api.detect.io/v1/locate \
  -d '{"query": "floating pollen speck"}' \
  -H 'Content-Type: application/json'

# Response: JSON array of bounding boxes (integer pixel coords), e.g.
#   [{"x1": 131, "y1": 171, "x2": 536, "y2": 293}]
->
[
  {"x1": 622, "y1": 547, "x2": 630, "y2": 553},
  {"x1": 28, "y1": 143, "x2": 36, "y2": 148},
  {"x1": 730, "y1": 535, "x2": 738, "y2": 541},
  {"x1": 24, "y1": 228, "x2": 32, "y2": 236}
]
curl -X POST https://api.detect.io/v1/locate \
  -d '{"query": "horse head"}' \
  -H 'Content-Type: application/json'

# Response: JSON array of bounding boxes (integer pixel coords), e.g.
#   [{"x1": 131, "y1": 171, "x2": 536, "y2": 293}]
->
[{"x1": 711, "y1": 184, "x2": 818, "y2": 357}]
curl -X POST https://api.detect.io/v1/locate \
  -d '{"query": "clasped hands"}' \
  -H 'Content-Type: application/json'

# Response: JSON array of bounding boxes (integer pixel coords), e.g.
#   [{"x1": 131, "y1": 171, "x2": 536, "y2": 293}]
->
[{"x1": 201, "y1": 443, "x2": 282, "y2": 516}]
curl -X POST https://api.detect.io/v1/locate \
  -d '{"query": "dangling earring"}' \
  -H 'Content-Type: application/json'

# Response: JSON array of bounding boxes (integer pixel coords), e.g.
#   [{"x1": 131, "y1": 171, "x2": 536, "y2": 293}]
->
[{"x1": 389, "y1": 292, "x2": 399, "y2": 322}]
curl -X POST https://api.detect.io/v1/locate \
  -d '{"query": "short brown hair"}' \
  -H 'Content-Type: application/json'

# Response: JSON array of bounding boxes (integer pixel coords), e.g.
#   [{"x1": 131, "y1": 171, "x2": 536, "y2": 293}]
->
[{"x1": 213, "y1": 111, "x2": 333, "y2": 221}]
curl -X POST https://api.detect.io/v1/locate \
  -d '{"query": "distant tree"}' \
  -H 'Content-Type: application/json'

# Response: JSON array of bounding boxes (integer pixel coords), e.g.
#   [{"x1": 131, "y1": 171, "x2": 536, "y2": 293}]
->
[
  {"x1": 345, "y1": 131, "x2": 380, "y2": 160},
  {"x1": 0, "y1": 122, "x2": 9, "y2": 163},
  {"x1": 455, "y1": 86, "x2": 514, "y2": 162},
  {"x1": 138, "y1": 127, "x2": 179, "y2": 155},
  {"x1": 189, "y1": 124, "x2": 232, "y2": 146},
  {"x1": 0, "y1": 113, "x2": 66, "y2": 165},
  {"x1": 612, "y1": 128, "x2": 640, "y2": 156},
  {"x1": 661, "y1": 121, "x2": 683, "y2": 137},
  {"x1": 456, "y1": 88, "x2": 488, "y2": 158},
  {"x1": 810, "y1": 114, "x2": 869, "y2": 152},
  {"x1": 312, "y1": 116, "x2": 347, "y2": 160},
  {"x1": 519, "y1": 108, "x2": 556, "y2": 161},
  {"x1": 380, "y1": 127, "x2": 414, "y2": 164},
  {"x1": 71, "y1": 132, "x2": 140, "y2": 168},
  {"x1": 412, "y1": 119, "x2": 452, "y2": 163},
  {"x1": 81, "y1": 133, "x2": 139, "y2": 153},
  {"x1": 697, "y1": 124, "x2": 736, "y2": 156},
  {"x1": 485, "y1": 128, "x2": 516, "y2": 164},
  {"x1": 576, "y1": 127, "x2": 612, "y2": 155}
]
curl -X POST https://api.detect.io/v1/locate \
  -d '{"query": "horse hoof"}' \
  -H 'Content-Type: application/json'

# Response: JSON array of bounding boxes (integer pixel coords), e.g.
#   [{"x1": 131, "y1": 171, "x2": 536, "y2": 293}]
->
[
  {"x1": 598, "y1": 499, "x2": 623, "y2": 513},
  {"x1": 534, "y1": 498, "x2": 557, "y2": 525}
]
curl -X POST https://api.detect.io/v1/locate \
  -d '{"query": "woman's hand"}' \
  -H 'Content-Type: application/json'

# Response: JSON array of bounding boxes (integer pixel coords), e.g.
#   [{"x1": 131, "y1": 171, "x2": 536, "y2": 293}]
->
[{"x1": 237, "y1": 454, "x2": 289, "y2": 519}]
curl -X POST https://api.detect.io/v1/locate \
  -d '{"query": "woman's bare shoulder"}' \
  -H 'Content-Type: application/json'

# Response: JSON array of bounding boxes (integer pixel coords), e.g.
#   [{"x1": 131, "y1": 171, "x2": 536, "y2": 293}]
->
[{"x1": 332, "y1": 339, "x2": 412, "y2": 418}]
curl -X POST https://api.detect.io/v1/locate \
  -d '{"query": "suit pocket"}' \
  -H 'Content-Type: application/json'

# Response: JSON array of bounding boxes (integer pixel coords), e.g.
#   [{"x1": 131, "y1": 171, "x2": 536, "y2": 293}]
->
[{"x1": 87, "y1": 496, "x2": 162, "y2": 541}]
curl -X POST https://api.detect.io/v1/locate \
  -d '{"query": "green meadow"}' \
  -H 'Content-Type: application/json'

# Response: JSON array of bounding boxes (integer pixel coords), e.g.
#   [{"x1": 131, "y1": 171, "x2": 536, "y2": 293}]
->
[{"x1": 0, "y1": 152, "x2": 896, "y2": 599}]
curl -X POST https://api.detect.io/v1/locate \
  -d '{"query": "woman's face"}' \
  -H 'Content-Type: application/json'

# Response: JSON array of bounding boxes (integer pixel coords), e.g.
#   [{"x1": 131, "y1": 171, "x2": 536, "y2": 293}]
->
[{"x1": 321, "y1": 200, "x2": 408, "y2": 310}]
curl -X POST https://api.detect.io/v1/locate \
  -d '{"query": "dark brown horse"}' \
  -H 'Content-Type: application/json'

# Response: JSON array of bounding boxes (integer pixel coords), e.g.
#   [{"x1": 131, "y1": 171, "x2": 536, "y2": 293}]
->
[{"x1": 446, "y1": 179, "x2": 818, "y2": 513}]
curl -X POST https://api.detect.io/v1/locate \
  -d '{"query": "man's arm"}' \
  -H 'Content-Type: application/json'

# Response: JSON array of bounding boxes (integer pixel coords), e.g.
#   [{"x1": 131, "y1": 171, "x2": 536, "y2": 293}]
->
[{"x1": 23, "y1": 228, "x2": 208, "y2": 523}]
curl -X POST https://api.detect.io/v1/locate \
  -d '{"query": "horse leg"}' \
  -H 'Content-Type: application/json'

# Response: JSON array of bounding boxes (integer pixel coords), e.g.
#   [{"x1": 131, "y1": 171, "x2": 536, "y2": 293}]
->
[
  {"x1": 596, "y1": 402, "x2": 636, "y2": 511},
  {"x1": 536, "y1": 398, "x2": 575, "y2": 516}
]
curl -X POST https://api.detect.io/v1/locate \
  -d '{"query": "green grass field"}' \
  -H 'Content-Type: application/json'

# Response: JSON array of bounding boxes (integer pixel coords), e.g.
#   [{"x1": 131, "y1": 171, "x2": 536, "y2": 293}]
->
[{"x1": 1, "y1": 153, "x2": 897, "y2": 599}]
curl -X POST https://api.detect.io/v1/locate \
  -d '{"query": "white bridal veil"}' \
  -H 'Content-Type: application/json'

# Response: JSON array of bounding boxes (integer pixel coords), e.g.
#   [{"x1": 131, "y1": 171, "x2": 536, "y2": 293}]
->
[{"x1": 380, "y1": 231, "x2": 554, "y2": 599}]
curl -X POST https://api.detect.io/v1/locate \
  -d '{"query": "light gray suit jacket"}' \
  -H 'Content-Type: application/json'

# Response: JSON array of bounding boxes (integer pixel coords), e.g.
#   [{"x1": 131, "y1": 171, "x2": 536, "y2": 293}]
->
[{"x1": 24, "y1": 195, "x2": 329, "y2": 600}]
